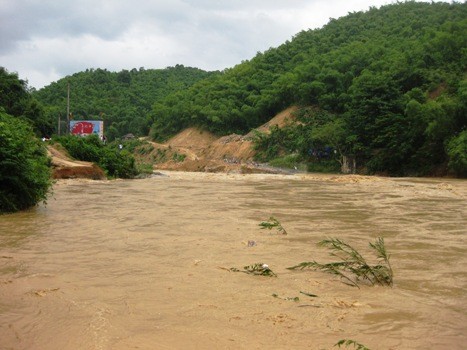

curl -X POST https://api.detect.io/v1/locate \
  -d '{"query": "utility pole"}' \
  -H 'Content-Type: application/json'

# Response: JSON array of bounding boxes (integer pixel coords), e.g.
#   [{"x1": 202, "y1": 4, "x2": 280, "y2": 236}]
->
[
  {"x1": 58, "y1": 114, "x2": 61, "y2": 136},
  {"x1": 66, "y1": 81, "x2": 70, "y2": 134}
]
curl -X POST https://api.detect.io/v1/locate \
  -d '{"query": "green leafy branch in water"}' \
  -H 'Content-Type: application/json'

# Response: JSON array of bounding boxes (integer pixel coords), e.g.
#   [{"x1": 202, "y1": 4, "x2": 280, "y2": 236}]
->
[
  {"x1": 287, "y1": 237, "x2": 393, "y2": 288},
  {"x1": 334, "y1": 339, "x2": 370, "y2": 350},
  {"x1": 259, "y1": 216, "x2": 288, "y2": 235},
  {"x1": 230, "y1": 263, "x2": 277, "y2": 277}
]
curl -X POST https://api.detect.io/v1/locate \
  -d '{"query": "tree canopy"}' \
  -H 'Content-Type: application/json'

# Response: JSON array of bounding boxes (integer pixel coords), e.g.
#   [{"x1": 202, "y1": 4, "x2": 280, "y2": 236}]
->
[
  {"x1": 0, "y1": 69, "x2": 53, "y2": 213},
  {"x1": 0, "y1": 67, "x2": 54, "y2": 137},
  {"x1": 33, "y1": 65, "x2": 217, "y2": 140}
]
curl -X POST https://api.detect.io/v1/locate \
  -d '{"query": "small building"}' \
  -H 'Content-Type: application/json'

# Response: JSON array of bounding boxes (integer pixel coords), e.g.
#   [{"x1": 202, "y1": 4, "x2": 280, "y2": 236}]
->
[{"x1": 122, "y1": 133, "x2": 135, "y2": 140}]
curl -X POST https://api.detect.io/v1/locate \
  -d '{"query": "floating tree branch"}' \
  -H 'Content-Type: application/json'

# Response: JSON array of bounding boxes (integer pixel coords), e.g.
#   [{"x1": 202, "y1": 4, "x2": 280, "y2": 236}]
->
[
  {"x1": 334, "y1": 339, "x2": 370, "y2": 350},
  {"x1": 231, "y1": 263, "x2": 277, "y2": 277},
  {"x1": 272, "y1": 293, "x2": 300, "y2": 302},
  {"x1": 259, "y1": 216, "x2": 287, "y2": 235},
  {"x1": 287, "y1": 237, "x2": 393, "y2": 288}
]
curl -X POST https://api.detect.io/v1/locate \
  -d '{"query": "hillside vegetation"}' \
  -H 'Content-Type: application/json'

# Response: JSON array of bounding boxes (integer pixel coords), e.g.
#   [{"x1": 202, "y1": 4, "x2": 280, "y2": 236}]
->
[
  {"x1": 33, "y1": 65, "x2": 217, "y2": 139},
  {"x1": 21, "y1": 2, "x2": 467, "y2": 176},
  {"x1": 148, "y1": 1, "x2": 466, "y2": 176}
]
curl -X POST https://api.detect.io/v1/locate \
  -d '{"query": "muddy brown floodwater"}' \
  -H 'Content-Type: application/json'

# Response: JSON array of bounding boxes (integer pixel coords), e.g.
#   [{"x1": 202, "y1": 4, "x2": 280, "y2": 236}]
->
[{"x1": 1, "y1": 172, "x2": 466, "y2": 350}]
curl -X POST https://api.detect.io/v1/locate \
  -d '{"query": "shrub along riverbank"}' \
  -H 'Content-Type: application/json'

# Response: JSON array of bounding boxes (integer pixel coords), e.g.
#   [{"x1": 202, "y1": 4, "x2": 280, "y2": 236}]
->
[
  {"x1": 0, "y1": 111, "x2": 52, "y2": 213},
  {"x1": 52, "y1": 135, "x2": 142, "y2": 179}
]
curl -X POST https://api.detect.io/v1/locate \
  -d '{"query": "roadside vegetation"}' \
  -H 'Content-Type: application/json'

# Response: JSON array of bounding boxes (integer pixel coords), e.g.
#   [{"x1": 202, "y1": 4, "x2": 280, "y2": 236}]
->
[{"x1": 52, "y1": 135, "x2": 142, "y2": 179}]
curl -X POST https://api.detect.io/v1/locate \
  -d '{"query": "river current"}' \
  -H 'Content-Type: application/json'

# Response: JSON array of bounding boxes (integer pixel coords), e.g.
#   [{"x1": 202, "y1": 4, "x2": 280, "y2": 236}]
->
[{"x1": 1, "y1": 172, "x2": 466, "y2": 349}]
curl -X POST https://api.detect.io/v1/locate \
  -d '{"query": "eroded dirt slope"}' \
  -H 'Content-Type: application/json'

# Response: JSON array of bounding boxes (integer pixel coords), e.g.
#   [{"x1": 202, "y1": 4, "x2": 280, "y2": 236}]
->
[
  {"x1": 47, "y1": 145, "x2": 106, "y2": 180},
  {"x1": 146, "y1": 106, "x2": 298, "y2": 173}
]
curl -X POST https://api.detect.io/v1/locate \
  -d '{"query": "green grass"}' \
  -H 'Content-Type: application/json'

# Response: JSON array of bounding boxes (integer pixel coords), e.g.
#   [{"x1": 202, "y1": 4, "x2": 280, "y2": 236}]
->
[
  {"x1": 306, "y1": 159, "x2": 341, "y2": 173},
  {"x1": 268, "y1": 154, "x2": 306, "y2": 170},
  {"x1": 136, "y1": 162, "x2": 154, "y2": 175}
]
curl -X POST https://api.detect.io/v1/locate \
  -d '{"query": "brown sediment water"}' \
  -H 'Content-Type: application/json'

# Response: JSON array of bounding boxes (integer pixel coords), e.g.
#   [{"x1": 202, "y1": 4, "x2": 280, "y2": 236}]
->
[{"x1": 0, "y1": 172, "x2": 466, "y2": 349}]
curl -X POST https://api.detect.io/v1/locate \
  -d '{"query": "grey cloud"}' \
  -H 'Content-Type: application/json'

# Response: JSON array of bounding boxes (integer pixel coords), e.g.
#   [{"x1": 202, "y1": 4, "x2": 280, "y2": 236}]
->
[
  {"x1": 1, "y1": 0, "x2": 292, "y2": 54},
  {"x1": 0, "y1": 0, "x2": 186, "y2": 52},
  {"x1": 2, "y1": 0, "x2": 435, "y2": 89}
]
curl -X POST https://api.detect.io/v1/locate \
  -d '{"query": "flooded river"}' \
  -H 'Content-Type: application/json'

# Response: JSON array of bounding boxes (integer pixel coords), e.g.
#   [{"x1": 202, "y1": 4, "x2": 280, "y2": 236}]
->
[{"x1": 1, "y1": 172, "x2": 466, "y2": 349}]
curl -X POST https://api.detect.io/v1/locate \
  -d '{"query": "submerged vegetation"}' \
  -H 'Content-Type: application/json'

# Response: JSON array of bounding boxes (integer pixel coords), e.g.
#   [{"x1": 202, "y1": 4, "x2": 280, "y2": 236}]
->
[
  {"x1": 288, "y1": 237, "x2": 393, "y2": 288},
  {"x1": 251, "y1": 219, "x2": 393, "y2": 288},
  {"x1": 334, "y1": 339, "x2": 371, "y2": 350},
  {"x1": 259, "y1": 216, "x2": 288, "y2": 234},
  {"x1": 230, "y1": 263, "x2": 277, "y2": 277}
]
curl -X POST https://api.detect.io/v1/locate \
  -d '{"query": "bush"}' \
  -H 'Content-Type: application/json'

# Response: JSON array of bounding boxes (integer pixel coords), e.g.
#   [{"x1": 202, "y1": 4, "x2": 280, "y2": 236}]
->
[
  {"x1": 54, "y1": 135, "x2": 139, "y2": 179},
  {"x1": 307, "y1": 159, "x2": 341, "y2": 173},
  {"x1": 0, "y1": 111, "x2": 52, "y2": 213},
  {"x1": 99, "y1": 147, "x2": 138, "y2": 178},
  {"x1": 54, "y1": 134, "x2": 102, "y2": 162},
  {"x1": 268, "y1": 154, "x2": 305, "y2": 170}
]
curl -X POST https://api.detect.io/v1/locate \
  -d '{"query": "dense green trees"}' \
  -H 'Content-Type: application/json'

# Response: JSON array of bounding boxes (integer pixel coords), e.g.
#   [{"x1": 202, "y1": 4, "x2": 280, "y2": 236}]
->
[
  {"x1": 0, "y1": 111, "x2": 52, "y2": 213},
  {"x1": 0, "y1": 69, "x2": 53, "y2": 213},
  {"x1": 446, "y1": 130, "x2": 467, "y2": 177},
  {"x1": 0, "y1": 68, "x2": 54, "y2": 137},
  {"x1": 34, "y1": 65, "x2": 217, "y2": 140}
]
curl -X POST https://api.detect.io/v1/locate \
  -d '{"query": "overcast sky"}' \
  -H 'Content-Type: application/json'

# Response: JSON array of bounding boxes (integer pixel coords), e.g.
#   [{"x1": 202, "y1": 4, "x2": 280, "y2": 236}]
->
[{"x1": 1, "y1": 0, "x2": 440, "y2": 90}]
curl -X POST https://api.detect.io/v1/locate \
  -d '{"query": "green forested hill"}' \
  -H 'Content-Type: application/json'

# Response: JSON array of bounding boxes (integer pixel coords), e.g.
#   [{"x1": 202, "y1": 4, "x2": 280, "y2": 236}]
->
[
  {"x1": 32, "y1": 1, "x2": 467, "y2": 176},
  {"x1": 33, "y1": 65, "x2": 217, "y2": 139},
  {"x1": 149, "y1": 1, "x2": 466, "y2": 176}
]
